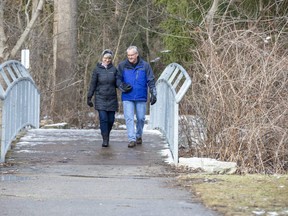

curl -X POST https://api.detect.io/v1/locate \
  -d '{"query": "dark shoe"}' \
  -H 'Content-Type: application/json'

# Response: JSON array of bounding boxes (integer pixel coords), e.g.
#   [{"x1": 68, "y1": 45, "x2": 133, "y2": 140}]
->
[
  {"x1": 128, "y1": 141, "x2": 136, "y2": 148},
  {"x1": 102, "y1": 135, "x2": 109, "y2": 147},
  {"x1": 136, "y1": 137, "x2": 142, "y2": 145}
]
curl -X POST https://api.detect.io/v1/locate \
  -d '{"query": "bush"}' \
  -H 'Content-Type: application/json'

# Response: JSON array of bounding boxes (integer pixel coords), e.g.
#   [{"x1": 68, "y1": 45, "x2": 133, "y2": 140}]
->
[{"x1": 183, "y1": 18, "x2": 288, "y2": 174}]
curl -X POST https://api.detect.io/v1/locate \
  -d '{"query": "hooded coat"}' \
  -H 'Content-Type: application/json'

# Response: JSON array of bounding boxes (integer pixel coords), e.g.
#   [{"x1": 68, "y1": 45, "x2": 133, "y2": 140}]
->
[{"x1": 87, "y1": 62, "x2": 119, "y2": 111}]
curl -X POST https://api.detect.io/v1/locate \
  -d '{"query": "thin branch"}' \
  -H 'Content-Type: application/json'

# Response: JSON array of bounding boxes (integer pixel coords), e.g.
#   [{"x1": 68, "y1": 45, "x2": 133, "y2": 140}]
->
[
  {"x1": 10, "y1": 0, "x2": 46, "y2": 58},
  {"x1": 113, "y1": 0, "x2": 134, "y2": 62},
  {"x1": 135, "y1": 22, "x2": 193, "y2": 39},
  {"x1": 25, "y1": 0, "x2": 32, "y2": 24}
]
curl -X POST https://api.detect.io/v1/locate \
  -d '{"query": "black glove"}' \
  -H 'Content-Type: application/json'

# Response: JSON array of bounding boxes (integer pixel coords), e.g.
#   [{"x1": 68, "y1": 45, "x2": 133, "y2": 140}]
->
[
  {"x1": 150, "y1": 93, "x2": 157, "y2": 105},
  {"x1": 119, "y1": 82, "x2": 132, "y2": 93},
  {"x1": 87, "y1": 97, "x2": 93, "y2": 107}
]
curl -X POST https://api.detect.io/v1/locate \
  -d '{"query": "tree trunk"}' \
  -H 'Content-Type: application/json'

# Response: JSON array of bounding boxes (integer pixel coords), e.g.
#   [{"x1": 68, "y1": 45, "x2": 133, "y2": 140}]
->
[
  {"x1": 0, "y1": 1, "x2": 8, "y2": 61},
  {"x1": 52, "y1": 0, "x2": 78, "y2": 123},
  {"x1": 145, "y1": 0, "x2": 150, "y2": 62}
]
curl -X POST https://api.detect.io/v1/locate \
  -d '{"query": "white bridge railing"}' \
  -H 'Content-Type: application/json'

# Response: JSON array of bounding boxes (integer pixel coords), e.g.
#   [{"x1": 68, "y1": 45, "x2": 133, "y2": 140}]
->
[
  {"x1": 149, "y1": 63, "x2": 191, "y2": 165},
  {"x1": 0, "y1": 60, "x2": 40, "y2": 162}
]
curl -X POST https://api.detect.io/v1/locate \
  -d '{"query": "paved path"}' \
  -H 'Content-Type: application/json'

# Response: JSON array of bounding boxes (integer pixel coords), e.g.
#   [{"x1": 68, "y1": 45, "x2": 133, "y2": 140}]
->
[{"x1": 0, "y1": 129, "x2": 220, "y2": 216}]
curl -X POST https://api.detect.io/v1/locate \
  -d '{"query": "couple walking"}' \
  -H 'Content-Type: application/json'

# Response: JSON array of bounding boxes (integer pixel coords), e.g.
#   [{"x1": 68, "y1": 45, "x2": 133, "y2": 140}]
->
[{"x1": 87, "y1": 46, "x2": 157, "y2": 148}]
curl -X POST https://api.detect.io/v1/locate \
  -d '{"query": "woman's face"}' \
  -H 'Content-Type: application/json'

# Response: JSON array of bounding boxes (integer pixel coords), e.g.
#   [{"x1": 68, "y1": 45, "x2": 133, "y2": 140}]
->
[{"x1": 102, "y1": 56, "x2": 112, "y2": 65}]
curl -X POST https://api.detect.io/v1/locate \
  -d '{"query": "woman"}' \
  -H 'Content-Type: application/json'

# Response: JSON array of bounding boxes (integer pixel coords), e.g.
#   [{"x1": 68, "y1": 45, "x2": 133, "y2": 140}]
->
[{"x1": 87, "y1": 49, "x2": 120, "y2": 147}]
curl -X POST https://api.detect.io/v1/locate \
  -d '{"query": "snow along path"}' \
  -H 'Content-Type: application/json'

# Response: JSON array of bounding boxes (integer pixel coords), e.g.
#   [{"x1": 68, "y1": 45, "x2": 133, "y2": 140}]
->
[{"x1": 0, "y1": 129, "x2": 220, "y2": 216}]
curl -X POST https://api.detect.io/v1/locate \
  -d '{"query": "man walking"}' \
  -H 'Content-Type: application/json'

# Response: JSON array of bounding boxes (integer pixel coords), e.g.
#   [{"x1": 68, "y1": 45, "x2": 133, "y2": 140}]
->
[{"x1": 118, "y1": 46, "x2": 157, "y2": 148}]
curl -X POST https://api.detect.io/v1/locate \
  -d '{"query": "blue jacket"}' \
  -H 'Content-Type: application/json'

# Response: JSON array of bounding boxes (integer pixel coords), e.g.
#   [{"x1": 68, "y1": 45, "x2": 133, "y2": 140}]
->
[{"x1": 118, "y1": 57, "x2": 156, "y2": 102}]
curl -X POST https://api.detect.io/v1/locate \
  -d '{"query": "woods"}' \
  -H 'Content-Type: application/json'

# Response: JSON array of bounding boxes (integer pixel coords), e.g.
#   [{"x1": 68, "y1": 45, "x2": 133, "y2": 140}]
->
[{"x1": 0, "y1": 0, "x2": 287, "y2": 173}]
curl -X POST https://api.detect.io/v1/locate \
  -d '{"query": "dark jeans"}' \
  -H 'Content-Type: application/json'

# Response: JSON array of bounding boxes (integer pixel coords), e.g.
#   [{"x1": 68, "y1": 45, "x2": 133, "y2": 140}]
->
[{"x1": 98, "y1": 110, "x2": 115, "y2": 135}]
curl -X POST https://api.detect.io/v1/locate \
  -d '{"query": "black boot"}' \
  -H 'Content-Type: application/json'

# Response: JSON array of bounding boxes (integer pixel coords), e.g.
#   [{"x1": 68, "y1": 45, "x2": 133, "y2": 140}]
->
[
  {"x1": 102, "y1": 134, "x2": 109, "y2": 147},
  {"x1": 107, "y1": 129, "x2": 111, "y2": 144}
]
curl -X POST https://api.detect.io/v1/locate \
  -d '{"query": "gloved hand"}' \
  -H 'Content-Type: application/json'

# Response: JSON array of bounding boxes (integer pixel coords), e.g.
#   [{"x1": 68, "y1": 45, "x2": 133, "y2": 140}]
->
[
  {"x1": 119, "y1": 82, "x2": 132, "y2": 93},
  {"x1": 150, "y1": 92, "x2": 157, "y2": 105},
  {"x1": 87, "y1": 97, "x2": 93, "y2": 107}
]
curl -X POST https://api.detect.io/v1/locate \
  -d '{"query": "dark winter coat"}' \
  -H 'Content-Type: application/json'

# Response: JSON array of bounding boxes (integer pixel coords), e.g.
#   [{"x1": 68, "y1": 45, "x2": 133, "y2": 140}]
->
[
  {"x1": 118, "y1": 57, "x2": 156, "y2": 102},
  {"x1": 87, "y1": 62, "x2": 119, "y2": 111}
]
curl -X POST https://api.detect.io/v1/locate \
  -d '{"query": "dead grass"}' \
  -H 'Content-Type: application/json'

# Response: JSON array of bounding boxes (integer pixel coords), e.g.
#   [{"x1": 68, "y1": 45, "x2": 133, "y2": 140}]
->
[
  {"x1": 178, "y1": 173, "x2": 288, "y2": 216},
  {"x1": 180, "y1": 14, "x2": 288, "y2": 174}
]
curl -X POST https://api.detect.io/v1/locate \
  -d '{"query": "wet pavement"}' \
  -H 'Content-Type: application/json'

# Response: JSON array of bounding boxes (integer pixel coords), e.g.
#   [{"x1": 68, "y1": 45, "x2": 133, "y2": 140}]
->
[{"x1": 0, "y1": 129, "x2": 220, "y2": 216}]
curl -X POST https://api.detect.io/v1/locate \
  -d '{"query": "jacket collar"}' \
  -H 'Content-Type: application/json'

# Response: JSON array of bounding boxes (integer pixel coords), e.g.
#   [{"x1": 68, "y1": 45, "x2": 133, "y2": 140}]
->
[
  {"x1": 97, "y1": 62, "x2": 113, "y2": 69},
  {"x1": 125, "y1": 57, "x2": 142, "y2": 68}
]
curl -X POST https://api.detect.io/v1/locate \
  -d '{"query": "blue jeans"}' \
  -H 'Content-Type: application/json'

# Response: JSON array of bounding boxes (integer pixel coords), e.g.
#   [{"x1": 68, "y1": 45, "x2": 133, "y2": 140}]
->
[
  {"x1": 98, "y1": 110, "x2": 115, "y2": 135},
  {"x1": 123, "y1": 101, "x2": 146, "y2": 142}
]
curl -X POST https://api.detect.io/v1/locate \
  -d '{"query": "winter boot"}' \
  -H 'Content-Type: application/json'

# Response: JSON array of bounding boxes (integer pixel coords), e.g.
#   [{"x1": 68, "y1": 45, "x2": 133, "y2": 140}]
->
[
  {"x1": 107, "y1": 130, "x2": 111, "y2": 144},
  {"x1": 128, "y1": 141, "x2": 136, "y2": 148},
  {"x1": 136, "y1": 137, "x2": 142, "y2": 145},
  {"x1": 102, "y1": 134, "x2": 109, "y2": 147}
]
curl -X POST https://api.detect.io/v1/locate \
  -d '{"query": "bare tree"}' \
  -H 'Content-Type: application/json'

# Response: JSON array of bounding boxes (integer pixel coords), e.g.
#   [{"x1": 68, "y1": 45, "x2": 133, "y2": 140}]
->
[
  {"x1": 10, "y1": 0, "x2": 46, "y2": 58},
  {"x1": 51, "y1": 0, "x2": 78, "y2": 123},
  {"x1": 0, "y1": 0, "x2": 45, "y2": 61}
]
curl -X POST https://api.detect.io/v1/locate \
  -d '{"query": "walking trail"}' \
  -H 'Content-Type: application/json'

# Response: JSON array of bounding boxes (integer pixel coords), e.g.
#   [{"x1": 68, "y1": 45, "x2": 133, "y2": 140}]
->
[{"x1": 0, "y1": 128, "x2": 220, "y2": 216}]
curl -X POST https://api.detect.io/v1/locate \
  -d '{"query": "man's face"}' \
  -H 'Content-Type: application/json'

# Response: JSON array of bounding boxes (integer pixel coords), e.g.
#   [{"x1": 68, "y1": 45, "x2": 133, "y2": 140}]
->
[{"x1": 127, "y1": 50, "x2": 138, "y2": 64}]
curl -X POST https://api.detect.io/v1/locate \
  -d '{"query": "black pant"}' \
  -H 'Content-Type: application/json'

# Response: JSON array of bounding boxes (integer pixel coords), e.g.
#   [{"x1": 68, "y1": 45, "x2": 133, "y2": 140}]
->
[{"x1": 98, "y1": 110, "x2": 115, "y2": 135}]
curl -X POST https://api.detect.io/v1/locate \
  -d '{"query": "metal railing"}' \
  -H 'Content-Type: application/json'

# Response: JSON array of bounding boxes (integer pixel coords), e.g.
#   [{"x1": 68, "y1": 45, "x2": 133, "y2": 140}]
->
[
  {"x1": 149, "y1": 63, "x2": 191, "y2": 165},
  {"x1": 0, "y1": 60, "x2": 40, "y2": 162}
]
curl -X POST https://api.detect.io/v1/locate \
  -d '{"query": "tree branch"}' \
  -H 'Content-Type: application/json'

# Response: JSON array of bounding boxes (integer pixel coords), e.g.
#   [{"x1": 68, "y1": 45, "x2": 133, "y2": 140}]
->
[
  {"x1": 205, "y1": 0, "x2": 220, "y2": 36},
  {"x1": 0, "y1": 1, "x2": 8, "y2": 61},
  {"x1": 113, "y1": 0, "x2": 134, "y2": 62},
  {"x1": 136, "y1": 22, "x2": 193, "y2": 39},
  {"x1": 9, "y1": 0, "x2": 46, "y2": 58}
]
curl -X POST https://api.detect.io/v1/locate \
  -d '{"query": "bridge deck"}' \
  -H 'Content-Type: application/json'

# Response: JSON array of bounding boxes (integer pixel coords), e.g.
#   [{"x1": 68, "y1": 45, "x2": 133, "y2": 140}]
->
[{"x1": 0, "y1": 129, "x2": 219, "y2": 216}]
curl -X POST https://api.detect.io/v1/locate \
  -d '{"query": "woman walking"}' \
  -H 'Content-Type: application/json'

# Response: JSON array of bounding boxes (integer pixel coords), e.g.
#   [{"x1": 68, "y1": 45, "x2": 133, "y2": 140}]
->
[{"x1": 87, "y1": 49, "x2": 120, "y2": 147}]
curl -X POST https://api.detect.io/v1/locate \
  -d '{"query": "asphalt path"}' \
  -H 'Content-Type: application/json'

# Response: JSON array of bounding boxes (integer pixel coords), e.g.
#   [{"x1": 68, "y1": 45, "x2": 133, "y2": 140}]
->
[{"x1": 0, "y1": 129, "x2": 220, "y2": 216}]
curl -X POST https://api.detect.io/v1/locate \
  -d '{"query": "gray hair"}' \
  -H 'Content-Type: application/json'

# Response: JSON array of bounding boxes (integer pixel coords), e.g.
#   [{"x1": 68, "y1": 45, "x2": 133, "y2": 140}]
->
[{"x1": 127, "y1": 46, "x2": 138, "y2": 54}]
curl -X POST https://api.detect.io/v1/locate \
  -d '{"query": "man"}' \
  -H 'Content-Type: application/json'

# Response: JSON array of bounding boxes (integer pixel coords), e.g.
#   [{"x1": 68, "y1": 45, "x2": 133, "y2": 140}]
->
[{"x1": 118, "y1": 46, "x2": 157, "y2": 148}]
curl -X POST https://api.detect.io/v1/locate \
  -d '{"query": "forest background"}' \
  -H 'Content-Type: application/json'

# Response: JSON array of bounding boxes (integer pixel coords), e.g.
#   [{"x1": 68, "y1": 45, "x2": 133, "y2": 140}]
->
[{"x1": 0, "y1": 0, "x2": 287, "y2": 174}]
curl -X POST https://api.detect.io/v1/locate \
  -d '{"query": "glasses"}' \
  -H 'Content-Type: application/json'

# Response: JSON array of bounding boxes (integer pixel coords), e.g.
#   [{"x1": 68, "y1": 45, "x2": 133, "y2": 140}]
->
[{"x1": 127, "y1": 53, "x2": 137, "y2": 57}]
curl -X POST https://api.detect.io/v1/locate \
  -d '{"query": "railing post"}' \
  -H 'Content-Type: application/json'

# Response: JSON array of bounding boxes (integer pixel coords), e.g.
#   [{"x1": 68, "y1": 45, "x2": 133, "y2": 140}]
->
[{"x1": 149, "y1": 63, "x2": 191, "y2": 165}]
